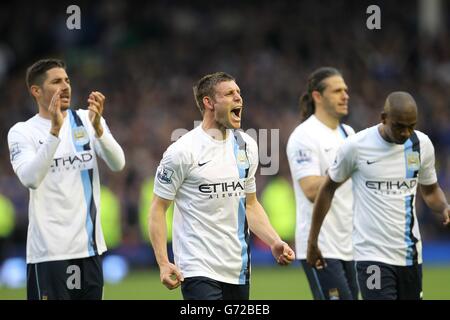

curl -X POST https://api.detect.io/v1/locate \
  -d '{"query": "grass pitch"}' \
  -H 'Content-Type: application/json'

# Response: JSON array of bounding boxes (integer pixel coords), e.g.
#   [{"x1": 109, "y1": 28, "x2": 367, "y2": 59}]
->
[{"x1": 1, "y1": 265, "x2": 449, "y2": 300}]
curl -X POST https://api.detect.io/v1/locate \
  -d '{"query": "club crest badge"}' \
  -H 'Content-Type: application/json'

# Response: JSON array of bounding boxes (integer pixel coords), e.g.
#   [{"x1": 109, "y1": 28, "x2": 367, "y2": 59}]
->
[
  {"x1": 237, "y1": 149, "x2": 249, "y2": 170},
  {"x1": 406, "y1": 151, "x2": 420, "y2": 171},
  {"x1": 73, "y1": 127, "x2": 90, "y2": 146}
]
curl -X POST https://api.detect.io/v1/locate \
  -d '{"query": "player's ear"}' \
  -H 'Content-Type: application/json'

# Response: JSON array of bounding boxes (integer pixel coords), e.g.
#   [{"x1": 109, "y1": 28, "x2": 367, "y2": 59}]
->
[
  {"x1": 30, "y1": 85, "x2": 41, "y2": 100},
  {"x1": 203, "y1": 96, "x2": 214, "y2": 111},
  {"x1": 380, "y1": 111, "x2": 387, "y2": 124},
  {"x1": 311, "y1": 90, "x2": 321, "y2": 106}
]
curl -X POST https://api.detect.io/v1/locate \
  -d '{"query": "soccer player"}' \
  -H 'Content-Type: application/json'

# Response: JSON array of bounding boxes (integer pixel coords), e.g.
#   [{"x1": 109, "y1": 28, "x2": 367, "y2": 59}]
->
[
  {"x1": 149, "y1": 72, "x2": 295, "y2": 300},
  {"x1": 286, "y1": 67, "x2": 358, "y2": 300},
  {"x1": 7, "y1": 59, "x2": 125, "y2": 300},
  {"x1": 307, "y1": 92, "x2": 450, "y2": 300}
]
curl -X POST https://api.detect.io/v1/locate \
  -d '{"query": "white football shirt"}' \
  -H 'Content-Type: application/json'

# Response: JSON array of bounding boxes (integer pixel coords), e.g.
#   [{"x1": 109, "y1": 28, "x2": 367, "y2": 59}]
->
[
  {"x1": 329, "y1": 125, "x2": 437, "y2": 266},
  {"x1": 153, "y1": 125, "x2": 258, "y2": 285},
  {"x1": 287, "y1": 115, "x2": 354, "y2": 260},
  {"x1": 8, "y1": 110, "x2": 125, "y2": 264}
]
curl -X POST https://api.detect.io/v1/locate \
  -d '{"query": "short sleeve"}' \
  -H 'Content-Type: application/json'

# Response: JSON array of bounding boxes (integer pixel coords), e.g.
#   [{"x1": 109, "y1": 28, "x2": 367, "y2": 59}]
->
[
  {"x1": 418, "y1": 136, "x2": 437, "y2": 185},
  {"x1": 244, "y1": 137, "x2": 258, "y2": 193},
  {"x1": 286, "y1": 132, "x2": 321, "y2": 181},
  {"x1": 328, "y1": 138, "x2": 357, "y2": 183},
  {"x1": 153, "y1": 145, "x2": 188, "y2": 201}
]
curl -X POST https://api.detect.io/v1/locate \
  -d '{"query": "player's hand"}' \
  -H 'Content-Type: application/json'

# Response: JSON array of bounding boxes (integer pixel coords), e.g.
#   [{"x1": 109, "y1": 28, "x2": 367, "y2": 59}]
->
[
  {"x1": 307, "y1": 240, "x2": 327, "y2": 269},
  {"x1": 88, "y1": 91, "x2": 105, "y2": 137},
  {"x1": 49, "y1": 88, "x2": 64, "y2": 136},
  {"x1": 442, "y1": 207, "x2": 450, "y2": 228},
  {"x1": 271, "y1": 240, "x2": 295, "y2": 266},
  {"x1": 159, "y1": 262, "x2": 184, "y2": 290}
]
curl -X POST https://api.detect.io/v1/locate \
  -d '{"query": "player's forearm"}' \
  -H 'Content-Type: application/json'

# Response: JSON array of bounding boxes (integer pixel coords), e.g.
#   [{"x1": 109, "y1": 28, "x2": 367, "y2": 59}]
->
[
  {"x1": 300, "y1": 176, "x2": 326, "y2": 203},
  {"x1": 149, "y1": 202, "x2": 170, "y2": 267},
  {"x1": 421, "y1": 183, "x2": 449, "y2": 213},
  {"x1": 15, "y1": 134, "x2": 60, "y2": 189},
  {"x1": 93, "y1": 123, "x2": 104, "y2": 138},
  {"x1": 96, "y1": 133, "x2": 125, "y2": 172},
  {"x1": 308, "y1": 180, "x2": 336, "y2": 244},
  {"x1": 246, "y1": 200, "x2": 281, "y2": 247}
]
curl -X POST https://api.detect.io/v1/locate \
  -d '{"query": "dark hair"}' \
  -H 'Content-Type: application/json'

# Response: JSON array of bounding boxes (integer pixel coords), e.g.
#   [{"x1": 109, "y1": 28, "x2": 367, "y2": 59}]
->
[
  {"x1": 193, "y1": 72, "x2": 235, "y2": 115},
  {"x1": 26, "y1": 58, "x2": 66, "y2": 89},
  {"x1": 299, "y1": 67, "x2": 342, "y2": 121}
]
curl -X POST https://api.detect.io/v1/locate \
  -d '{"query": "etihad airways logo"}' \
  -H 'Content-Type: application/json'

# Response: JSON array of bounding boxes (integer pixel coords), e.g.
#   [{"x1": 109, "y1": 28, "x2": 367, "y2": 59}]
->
[
  {"x1": 365, "y1": 179, "x2": 417, "y2": 195},
  {"x1": 199, "y1": 180, "x2": 245, "y2": 199},
  {"x1": 50, "y1": 152, "x2": 94, "y2": 172}
]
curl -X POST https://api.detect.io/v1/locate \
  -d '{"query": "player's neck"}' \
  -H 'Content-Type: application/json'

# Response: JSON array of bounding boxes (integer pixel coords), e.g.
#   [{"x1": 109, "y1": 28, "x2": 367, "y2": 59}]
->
[
  {"x1": 378, "y1": 124, "x2": 394, "y2": 143},
  {"x1": 314, "y1": 111, "x2": 339, "y2": 130},
  {"x1": 201, "y1": 119, "x2": 228, "y2": 140}
]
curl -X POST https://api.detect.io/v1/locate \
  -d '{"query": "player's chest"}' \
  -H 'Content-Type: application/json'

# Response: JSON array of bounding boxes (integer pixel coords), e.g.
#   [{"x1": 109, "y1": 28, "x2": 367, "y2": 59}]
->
[
  {"x1": 356, "y1": 146, "x2": 421, "y2": 179},
  {"x1": 187, "y1": 144, "x2": 249, "y2": 185},
  {"x1": 317, "y1": 133, "x2": 346, "y2": 164},
  {"x1": 50, "y1": 122, "x2": 95, "y2": 174}
]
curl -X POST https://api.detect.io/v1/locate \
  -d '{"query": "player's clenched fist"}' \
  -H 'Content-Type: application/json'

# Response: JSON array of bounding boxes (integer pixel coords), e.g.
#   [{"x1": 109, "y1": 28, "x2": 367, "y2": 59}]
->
[
  {"x1": 160, "y1": 262, "x2": 184, "y2": 290},
  {"x1": 271, "y1": 240, "x2": 295, "y2": 266}
]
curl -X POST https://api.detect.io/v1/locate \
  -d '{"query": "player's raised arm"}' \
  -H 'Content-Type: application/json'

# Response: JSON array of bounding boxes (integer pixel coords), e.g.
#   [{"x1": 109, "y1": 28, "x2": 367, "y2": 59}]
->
[
  {"x1": 8, "y1": 88, "x2": 64, "y2": 189},
  {"x1": 88, "y1": 91, "x2": 105, "y2": 137},
  {"x1": 89, "y1": 91, "x2": 125, "y2": 172},
  {"x1": 48, "y1": 88, "x2": 64, "y2": 137}
]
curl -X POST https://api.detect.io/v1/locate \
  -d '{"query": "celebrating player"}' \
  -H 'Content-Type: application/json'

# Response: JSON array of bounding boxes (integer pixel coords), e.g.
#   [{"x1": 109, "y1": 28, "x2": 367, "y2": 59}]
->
[
  {"x1": 7, "y1": 58, "x2": 125, "y2": 300},
  {"x1": 149, "y1": 72, "x2": 295, "y2": 300}
]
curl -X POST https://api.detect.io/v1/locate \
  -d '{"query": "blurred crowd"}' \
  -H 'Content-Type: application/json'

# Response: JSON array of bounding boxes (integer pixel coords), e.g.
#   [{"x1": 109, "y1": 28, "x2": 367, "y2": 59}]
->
[{"x1": 0, "y1": 0, "x2": 449, "y2": 251}]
